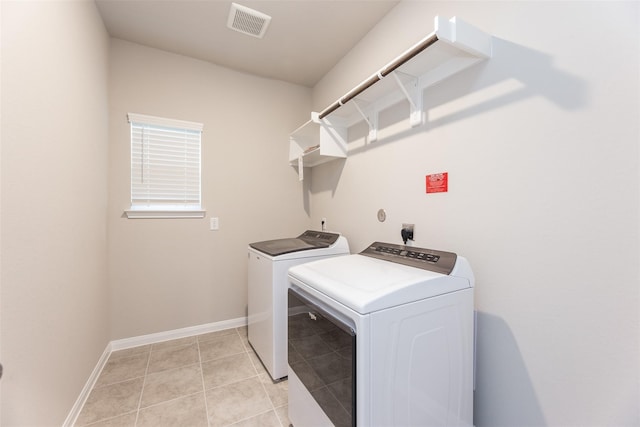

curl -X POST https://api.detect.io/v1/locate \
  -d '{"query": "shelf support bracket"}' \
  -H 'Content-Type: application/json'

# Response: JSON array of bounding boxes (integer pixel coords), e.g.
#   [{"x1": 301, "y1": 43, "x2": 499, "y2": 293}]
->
[
  {"x1": 297, "y1": 156, "x2": 304, "y2": 181},
  {"x1": 391, "y1": 70, "x2": 423, "y2": 127},
  {"x1": 352, "y1": 99, "x2": 378, "y2": 142}
]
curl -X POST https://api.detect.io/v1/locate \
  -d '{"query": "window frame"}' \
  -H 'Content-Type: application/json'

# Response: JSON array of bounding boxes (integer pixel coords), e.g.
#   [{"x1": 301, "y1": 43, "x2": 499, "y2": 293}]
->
[{"x1": 125, "y1": 113, "x2": 206, "y2": 219}]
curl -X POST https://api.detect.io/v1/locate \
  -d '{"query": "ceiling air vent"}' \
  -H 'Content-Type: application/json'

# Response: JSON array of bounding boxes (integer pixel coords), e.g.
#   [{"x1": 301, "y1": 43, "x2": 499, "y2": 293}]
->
[{"x1": 227, "y1": 3, "x2": 271, "y2": 39}]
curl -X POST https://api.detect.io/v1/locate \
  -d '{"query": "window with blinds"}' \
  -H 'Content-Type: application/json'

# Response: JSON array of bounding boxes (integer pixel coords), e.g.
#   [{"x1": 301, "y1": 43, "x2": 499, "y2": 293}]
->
[{"x1": 126, "y1": 113, "x2": 205, "y2": 218}]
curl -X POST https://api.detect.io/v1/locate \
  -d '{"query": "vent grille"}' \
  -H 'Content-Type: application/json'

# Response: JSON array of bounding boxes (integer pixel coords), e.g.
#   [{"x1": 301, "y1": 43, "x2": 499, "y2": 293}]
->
[{"x1": 227, "y1": 3, "x2": 271, "y2": 39}]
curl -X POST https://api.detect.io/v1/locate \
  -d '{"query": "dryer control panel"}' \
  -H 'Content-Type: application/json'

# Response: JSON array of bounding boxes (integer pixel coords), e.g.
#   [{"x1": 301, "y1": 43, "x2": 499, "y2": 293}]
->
[{"x1": 361, "y1": 242, "x2": 457, "y2": 275}]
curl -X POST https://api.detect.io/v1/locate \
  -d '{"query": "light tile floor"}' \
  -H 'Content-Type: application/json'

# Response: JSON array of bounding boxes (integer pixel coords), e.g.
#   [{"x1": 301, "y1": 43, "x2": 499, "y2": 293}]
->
[{"x1": 75, "y1": 327, "x2": 289, "y2": 427}]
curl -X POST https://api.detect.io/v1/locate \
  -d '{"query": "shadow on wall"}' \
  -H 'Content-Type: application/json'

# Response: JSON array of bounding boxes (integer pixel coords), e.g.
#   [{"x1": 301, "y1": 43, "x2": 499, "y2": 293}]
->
[
  {"x1": 305, "y1": 158, "x2": 347, "y2": 197},
  {"x1": 474, "y1": 311, "x2": 547, "y2": 427},
  {"x1": 309, "y1": 37, "x2": 587, "y2": 196},
  {"x1": 346, "y1": 37, "x2": 588, "y2": 151},
  {"x1": 307, "y1": 37, "x2": 588, "y2": 199}
]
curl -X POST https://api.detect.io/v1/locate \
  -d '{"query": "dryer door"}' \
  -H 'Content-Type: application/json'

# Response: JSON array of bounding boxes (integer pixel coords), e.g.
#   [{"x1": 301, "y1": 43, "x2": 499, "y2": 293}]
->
[{"x1": 287, "y1": 287, "x2": 356, "y2": 427}]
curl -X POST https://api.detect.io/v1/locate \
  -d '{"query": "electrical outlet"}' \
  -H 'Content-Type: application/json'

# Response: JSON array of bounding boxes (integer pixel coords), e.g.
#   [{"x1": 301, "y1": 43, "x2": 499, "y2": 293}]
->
[
  {"x1": 401, "y1": 223, "x2": 414, "y2": 244},
  {"x1": 210, "y1": 217, "x2": 219, "y2": 231}
]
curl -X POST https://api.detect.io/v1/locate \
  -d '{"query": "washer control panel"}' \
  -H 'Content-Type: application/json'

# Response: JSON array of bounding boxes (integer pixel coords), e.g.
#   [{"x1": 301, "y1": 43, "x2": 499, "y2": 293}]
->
[
  {"x1": 298, "y1": 230, "x2": 340, "y2": 246},
  {"x1": 361, "y1": 242, "x2": 457, "y2": 275}
]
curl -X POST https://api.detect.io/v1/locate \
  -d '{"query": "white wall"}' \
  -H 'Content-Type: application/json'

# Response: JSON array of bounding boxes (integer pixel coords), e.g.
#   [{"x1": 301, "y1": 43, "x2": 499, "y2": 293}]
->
[
  {"x1": 108, "y1": 39, "x2": 312, "y2": 339},
  {"x1": 310, "y1": 1, "x2": 639, "y2": 426},
  {"x1": 1, "y1": 0, "x2": 110, "y2": 424}
]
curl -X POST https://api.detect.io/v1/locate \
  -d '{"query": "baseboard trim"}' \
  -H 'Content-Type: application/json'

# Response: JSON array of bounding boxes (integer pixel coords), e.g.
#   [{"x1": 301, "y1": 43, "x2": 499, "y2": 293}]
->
[
  {"x1": 110, "y1": 316, "x2": 247, "y2": 351},
  {"x1": 62, "y1": 344, "x2": 111, "y2": 427},
  {"x1": 63, "y1": 317, "x2": 248, "y2": 426}
]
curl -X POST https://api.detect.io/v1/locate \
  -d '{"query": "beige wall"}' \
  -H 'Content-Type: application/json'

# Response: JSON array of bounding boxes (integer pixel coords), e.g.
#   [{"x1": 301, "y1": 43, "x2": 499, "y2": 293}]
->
[
  {"x1": 108, "y1": 39, "x2": 312, "y2": 339},
  {"x1": 1, "y1": 1, "x2": 110, "y2": 424},
  {"x1": 310, "y1": 1, "x2": 639, "y2": 426},
  {"x1": 1, "y1": 1, "x2": 637, "y2": 425}
]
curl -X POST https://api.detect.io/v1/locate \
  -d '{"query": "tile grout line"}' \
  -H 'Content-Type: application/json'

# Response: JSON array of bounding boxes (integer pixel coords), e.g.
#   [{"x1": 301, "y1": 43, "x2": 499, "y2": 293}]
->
[
  {"x1": 132, "y1": 390, "x2": 204, "y2": 412},
  {"x1": 236, "y1": 327, "x2": 284, "y2": 426},
  {"x1": 78, "y1": 410, "x2": 138, "y2": 427},
  {"x1": 133, "y1": 348, "x2": 152, "y2": 426},
  {"x1": 227, "y1": 408, "x2": 276, "y2": 426},
  {"x1": 244, "y1": 325, "x2": 287, "y2": 427},
  {"x1": 261, "y1": 378, "x2": 286, "y2": 427},
  {"x1": 197, "y1": 336, "x2": 213, "y2": 427}
]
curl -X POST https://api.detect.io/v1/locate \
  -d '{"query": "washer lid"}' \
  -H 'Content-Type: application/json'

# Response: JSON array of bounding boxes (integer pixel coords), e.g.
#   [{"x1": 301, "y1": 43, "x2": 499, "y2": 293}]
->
[
  {"x1": 249, "y1": 230, "x2": 340, "y2": 256},
  {"x1": 288, "y1": 252, "x2": 472, "y2": 314}
]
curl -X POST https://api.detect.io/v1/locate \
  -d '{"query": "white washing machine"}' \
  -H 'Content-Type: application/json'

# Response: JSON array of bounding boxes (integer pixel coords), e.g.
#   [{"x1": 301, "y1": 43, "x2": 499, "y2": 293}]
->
[
  {"x1": 287, "y1": 242, "x2": 475, "y2": 427},
  {"x1": 248, "y1": 230, "x2": 349, "y2": 381}
]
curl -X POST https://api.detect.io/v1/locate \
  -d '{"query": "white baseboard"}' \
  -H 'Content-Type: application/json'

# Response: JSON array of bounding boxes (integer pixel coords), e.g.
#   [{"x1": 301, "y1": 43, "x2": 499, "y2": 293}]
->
[
  {"x1": 110, "y1": 316, "x2": 247, "y2": 351},
  {"x1": 63, "y1": 317, "x2": 248, "y2": 426},
  {"x1": 63, "y1": 345, "x2": 111, "y2": 427}
]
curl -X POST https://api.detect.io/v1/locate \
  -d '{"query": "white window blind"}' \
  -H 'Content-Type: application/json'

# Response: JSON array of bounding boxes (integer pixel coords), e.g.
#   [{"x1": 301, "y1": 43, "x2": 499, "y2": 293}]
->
[{"x1": 127, "y1": 113, "x2": 204, "y2": 218}]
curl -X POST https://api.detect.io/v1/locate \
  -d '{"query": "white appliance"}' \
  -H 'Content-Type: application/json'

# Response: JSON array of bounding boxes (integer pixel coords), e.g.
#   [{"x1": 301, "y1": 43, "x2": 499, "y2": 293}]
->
[
  {"x1": 287, "y1": 242, "x2": 475, "y2": 427},
  {"x1": 248, "y1": 230, "x2": 349, "y2": 381}
]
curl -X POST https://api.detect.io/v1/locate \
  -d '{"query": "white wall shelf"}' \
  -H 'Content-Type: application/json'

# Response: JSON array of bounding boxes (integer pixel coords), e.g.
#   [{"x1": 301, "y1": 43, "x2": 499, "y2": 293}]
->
[
  {"x1": 288, "y1": 113, "x2": 348, "y2": 181},
  {"x1": 289, "y1": 16, "x2": 492, "y2": 180}
]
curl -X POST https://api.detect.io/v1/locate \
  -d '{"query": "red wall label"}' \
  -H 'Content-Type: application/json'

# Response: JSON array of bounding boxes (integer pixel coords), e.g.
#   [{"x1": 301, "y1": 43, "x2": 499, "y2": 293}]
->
[{"x1": 426, "y1": 172, "x2": 448, "y2": 193}]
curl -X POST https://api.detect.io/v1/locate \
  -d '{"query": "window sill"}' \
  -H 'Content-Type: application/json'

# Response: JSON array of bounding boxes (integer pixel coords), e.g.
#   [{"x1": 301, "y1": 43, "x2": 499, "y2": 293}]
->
[{"x1": 124, "y1": 209, "x2": 206, "y2": 219}]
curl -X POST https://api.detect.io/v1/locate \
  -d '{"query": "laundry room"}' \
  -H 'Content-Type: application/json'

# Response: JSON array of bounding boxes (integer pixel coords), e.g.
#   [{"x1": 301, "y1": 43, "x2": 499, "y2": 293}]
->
[{"x1": 1, "y1": 1, "x2": 638, "y2": 426}]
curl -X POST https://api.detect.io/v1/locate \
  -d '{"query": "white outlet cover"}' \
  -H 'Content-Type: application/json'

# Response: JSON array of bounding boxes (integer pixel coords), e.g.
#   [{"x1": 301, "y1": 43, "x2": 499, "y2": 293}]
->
[{"x1": 210, "y1": 217, "x2": 219, "y2": 230}]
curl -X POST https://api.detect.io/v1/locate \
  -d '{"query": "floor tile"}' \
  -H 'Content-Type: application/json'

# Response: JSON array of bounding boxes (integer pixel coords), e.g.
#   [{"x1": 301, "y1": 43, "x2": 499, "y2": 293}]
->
[
  {"x1": 147, "y1": 342, "x2": 199, "y2": 374},
  {"x1": 258, "y1": 373, "x2": 288, "y2": 408},
  {"x1": 140, "y1": 363, "x2": 204, "y2": 408},
  {"x1": 76, "y1": 327, "x2": 290, "y2": 427},
  {"x1": 247, "y1": 349, "x2": 269, "y2": 376},
  {"x1": 206, "y1": 377, "x2": 273, "y2": 426},
  {"x1": 136, "y1": 393, "x2": 208, "y2": 427},
  {"x1": 230, "y1": 409, "x2": 282, "y2": 427},
  {"x1": 236, "y1": 326, "x2": 251, "y2": 351},
  {"x1": 109, "y1": 345, "x2": 151, "y2": 361},
  {"x1": 76, "y1": 378, "x2": 144, "y2": 426},
  {"x1": 79, "y1": 412, "x2": 136, "y2": 427},
  {"x1": 95, "y1": 353, "x2": 148, "y2": 387},
  {"x1": 152, "y1": 336, "x2": 197, "y2": 351},
  {"x1": 197, "y1": 328, "x2": 239, "y2": 343},
  {"x1": 275, "y1": 405, "x2": 290, "y2": 427},
  {"x1": 202, "y1": 353, "x2": 257, "y2": 389},
  {"x1": 199, "y1": 333, "x2": 245, "y2": 362}
]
